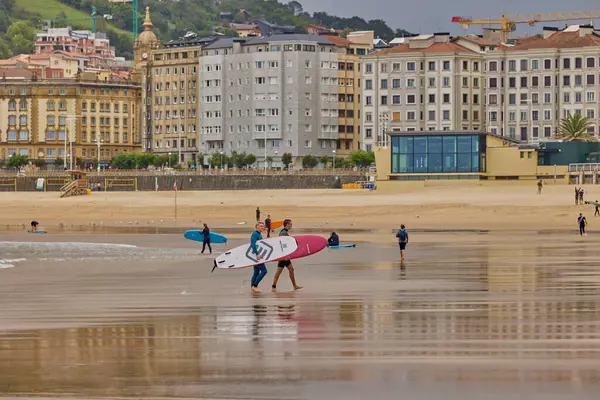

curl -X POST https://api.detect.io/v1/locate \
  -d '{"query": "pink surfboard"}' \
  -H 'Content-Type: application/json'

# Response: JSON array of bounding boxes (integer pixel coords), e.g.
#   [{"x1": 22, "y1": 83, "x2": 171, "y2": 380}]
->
[{"x1": 281, "y1": 235, "x2": 327, "y2": 261}]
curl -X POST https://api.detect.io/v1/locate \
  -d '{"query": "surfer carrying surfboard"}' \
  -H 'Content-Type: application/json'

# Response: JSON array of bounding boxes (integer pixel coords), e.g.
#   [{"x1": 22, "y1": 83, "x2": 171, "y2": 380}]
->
[
  {"x1": 200, "y1": 223, "x2": 212, "y2": 254},
  {"x1": 250, "y1": 222, "x2": 268, "y2": 294},
  {"x1": 272, "y1": 219, "x2": 303, "y2": 292}
]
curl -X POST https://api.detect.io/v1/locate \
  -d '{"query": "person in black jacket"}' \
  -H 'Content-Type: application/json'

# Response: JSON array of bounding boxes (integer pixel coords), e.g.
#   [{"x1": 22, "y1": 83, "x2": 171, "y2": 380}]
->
[
  {"x1": 201, "y1": 223, "x2": 212, "y2": 254},
  {"x1": 328, "y1": 232, "x2": 339, "y2": 246}
]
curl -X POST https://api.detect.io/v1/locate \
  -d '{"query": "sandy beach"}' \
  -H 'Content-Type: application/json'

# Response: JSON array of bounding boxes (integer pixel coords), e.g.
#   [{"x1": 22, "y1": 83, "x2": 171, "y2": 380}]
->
[
  {"x1": 1, "y1": 185, "x2": 598, "y2": 235},
  {"x1": 2, "y1": 184, "x2": 600, "y2": 399}
]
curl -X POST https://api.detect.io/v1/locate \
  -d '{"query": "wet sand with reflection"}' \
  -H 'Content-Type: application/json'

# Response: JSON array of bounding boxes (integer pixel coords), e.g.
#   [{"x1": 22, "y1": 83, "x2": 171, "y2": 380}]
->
[{"x1": 1, "y1": 232, "x2": 600, "y2": 399}]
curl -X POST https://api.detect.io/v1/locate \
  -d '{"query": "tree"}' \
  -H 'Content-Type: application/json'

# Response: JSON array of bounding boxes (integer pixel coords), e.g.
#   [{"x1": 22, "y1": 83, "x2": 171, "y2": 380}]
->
[
  {"x1": 208, "y1": 153, "x2": 228, "y2": 169},
  {"x1": 302, "y1": 155, "x2": 318, "y2": 169},
  {"x1": 266, "y1": 156, "x2": 273, "y2": 168},
  {"x1": 282, "y1": 152, "x2": 293, "y2": 169},
  {"x1": 55, "y1": 157, "x2": 64, "y2": 167},
  {"x1": 32, "y1": 159, "x2": 45, "y2": 168},
  {"x1": 0, "y1": 38, "x2": 11, "y2": 59},
  {"x1": 556, "y1": 114, "x2": 598, "y2": 142},
  {"x1": 7, "y1": 154, "x2": 28, "y2": 168},
  {"x1": 287, "y1": 0, "x2": 303, "y2": 15},
  {"x1": 319, "y1": 155, "x2": 329, "y2": 167},
  {"x1": 6, "y1": 21, "x2": 35, "y2": 54},
  {"x1": 349, "y1": 150, "x2": 375, "y2": 168}
]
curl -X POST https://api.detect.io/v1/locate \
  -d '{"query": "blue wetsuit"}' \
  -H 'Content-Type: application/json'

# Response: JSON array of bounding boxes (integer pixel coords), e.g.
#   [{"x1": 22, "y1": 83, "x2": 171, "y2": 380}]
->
[{"x1": 250, "y1": 230, "x2": 267, "y2": 288}]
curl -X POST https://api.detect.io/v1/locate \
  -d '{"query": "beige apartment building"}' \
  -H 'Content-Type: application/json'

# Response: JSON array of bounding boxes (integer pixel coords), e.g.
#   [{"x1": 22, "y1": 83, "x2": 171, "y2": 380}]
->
[
  {"x1": 0, "y1": 79, "x2": 141, "y2": 164},
  {"x1": 325, "y1": 34, "x2": 372, "y2": 156},
  {"x1": 361, "y1": 25, "x2": 600, "y2": 150},
  {"x1": 361, "y1": 33, "x2": 485, "y2": 151}
]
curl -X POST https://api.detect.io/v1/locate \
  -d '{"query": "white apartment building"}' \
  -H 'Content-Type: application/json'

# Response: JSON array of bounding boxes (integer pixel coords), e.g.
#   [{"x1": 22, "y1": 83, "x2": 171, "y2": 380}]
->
[
  {"x1": 199, "y1": 35, "x2": 340, "y2": 167},
  {"x1": 361, "y1": 25, "x2": 600, "y2": 150}
]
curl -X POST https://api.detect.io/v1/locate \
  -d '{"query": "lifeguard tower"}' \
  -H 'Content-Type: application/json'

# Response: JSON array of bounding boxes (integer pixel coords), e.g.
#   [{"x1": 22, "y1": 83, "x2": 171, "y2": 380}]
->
[{"x1": 60, "y1": 170, "x2": 90, "y2": 198}]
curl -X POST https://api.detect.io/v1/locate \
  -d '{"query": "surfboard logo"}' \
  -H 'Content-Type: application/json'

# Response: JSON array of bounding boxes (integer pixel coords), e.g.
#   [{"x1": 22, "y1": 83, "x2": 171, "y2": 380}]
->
[{"x1": 245, "y1": 241, "x2": 274, "y2": 263}]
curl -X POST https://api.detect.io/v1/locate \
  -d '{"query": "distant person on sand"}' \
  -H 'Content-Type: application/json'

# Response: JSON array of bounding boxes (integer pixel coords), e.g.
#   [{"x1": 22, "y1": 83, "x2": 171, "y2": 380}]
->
[
  {"x1": 575, "y1": 187, "x2": 580, "y2": 205},
  {"x1": 271, "y1": 219, "x2": 302, "y2": 292},
  {"x1": 328, "y1": 232, "x2": 339, "y2": 247},
  {"x1": 256, "y1": 207, "x2": 261, "y2": 222},
  {"x1": 537, "y1": 180, "x2": 543, "y2": 195},
  {"x1": 201, "y1": 223, "x2": 212, "y2": 254},
  {"x1": 595, "y1": 201, "x2": 599, "y2": 217},
  {"x1": 580, "y1": 188, "x2": 585, "y2": 204},
  {"x1": 265, "y1": 214, "x2": 272, "y2": 238},
  {"x1": 250, "y1": 222, "x2": 268, "y2": 294},
  {"x1": 396, "y1": 224, "x2": 409, "y2": 261},
  {"x1": 578, "y1": 213, "x2": 588, "y2": 236},
  {"x1": 31, "y1": 221, "x2": 39, "y2": 232}
]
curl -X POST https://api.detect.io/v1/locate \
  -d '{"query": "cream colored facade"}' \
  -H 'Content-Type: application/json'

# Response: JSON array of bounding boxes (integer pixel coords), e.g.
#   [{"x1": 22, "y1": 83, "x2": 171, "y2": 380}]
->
[
  {"x1": 0, "y1": 80, "x2": 141, "y2": 164},
  {"x1": 361, "y1": 33, "x2": 484, "y2": 151},
  {"x1": 362, "y1": 25, "x2": 600, "y2": 150},
  {"x1": 148, "y1": 46, "x2": 200, "y2": 164}
]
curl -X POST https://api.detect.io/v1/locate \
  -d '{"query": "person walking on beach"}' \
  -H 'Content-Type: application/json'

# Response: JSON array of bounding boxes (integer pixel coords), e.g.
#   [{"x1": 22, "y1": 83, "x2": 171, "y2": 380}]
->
[
  {"x1": 271, "y1": 219, "x2": 303, "y2": 292},
  {"x1": 396, "y1": 224, "x2": 409, "y2": 261},
  {"x1": 580, "y1": 188, "x2": 585, "y2": 204},
  {"x1": 256, "y1": 207, "x2": 261, "y2": 222},
  {"x1": 578, "y1": 213, "x2": 588, "y2": 236},
  {"x1": 575, "y1": 187, "x2": 580, "y2": 205},
  {"x1": 30, "y1": 220, "x2": 39, "y2": 232},
  {"x1": 537, "y1": 180, "x2": 543, "y2": 195},
  {"x1": 595, "y1": 201, "x2": 599, "y2": 217},
  {"x1": 200, "y1": 223, "x2": 212, "y2": 254},
  {"x1": 250, "y1": 222, "x2": 268, "y2": 294},
  {"x1": 265, "y1": 214, "x2": 272, "y2": 238}
]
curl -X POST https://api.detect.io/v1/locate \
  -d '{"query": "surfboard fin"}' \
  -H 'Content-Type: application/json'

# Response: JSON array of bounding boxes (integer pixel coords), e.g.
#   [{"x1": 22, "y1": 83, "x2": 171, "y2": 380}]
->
[{"x1": 211, "y1": 260, "x2": 217, "y2": 273}]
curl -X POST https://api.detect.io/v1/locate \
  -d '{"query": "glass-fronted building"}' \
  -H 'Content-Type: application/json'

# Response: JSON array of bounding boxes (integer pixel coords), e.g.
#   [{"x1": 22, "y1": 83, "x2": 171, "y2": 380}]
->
[{"x1": 390, "y1": 131, "x2": 487, "y2": 180}]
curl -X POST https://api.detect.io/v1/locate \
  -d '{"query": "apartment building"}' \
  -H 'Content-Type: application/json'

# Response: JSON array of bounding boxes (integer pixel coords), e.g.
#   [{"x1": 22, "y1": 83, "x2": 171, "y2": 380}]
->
[
  {"x1": 324, "y1": 34, "x2": 372, "y2": 156},
  {"x1": 473, "y1": 25, "x2": 600, "y2": 142},
  {"x1": 198, "y1": 35, "x2": 340, "y2": 167},
  {"x1": 361, "y1": 33, "x2": 484, "y2": 151},
  {"x1": 35, "y1": 27, "x2": 116, "y2": 68},
  {"x1": 0, "y1": 79, "x2": 141, "y2": 164},
  {"x1": 362, "y1": 25, "x2": 600, "y2": 149},
  {"x1": 148, "y1": 35, "x2": 214, "y2": 164}
]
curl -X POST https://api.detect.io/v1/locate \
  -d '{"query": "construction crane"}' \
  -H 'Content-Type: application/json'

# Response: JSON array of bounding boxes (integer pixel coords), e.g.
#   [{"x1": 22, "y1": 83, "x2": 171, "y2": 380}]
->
[
  {"x1": 451, "y1": 10, "x2": 600, "y2": 41},
  {"x1": 42, "y1": 6, "x2": 99, "y2": 33}
]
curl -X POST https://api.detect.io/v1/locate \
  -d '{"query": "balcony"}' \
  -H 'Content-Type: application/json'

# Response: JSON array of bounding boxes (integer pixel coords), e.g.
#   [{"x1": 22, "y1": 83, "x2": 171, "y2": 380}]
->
[
  {"x1": 318, "y1": 131, "x2": 337, "y2": 140},
  {"x1": 252, "y1": 130, "x2": 282, "y2": 140}
]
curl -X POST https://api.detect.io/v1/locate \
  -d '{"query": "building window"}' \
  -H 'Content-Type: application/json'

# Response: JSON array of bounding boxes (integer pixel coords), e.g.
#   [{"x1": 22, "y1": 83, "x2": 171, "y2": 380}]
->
[{"x1": 391, "y1": 135, "x2": 481, "y2": 173}]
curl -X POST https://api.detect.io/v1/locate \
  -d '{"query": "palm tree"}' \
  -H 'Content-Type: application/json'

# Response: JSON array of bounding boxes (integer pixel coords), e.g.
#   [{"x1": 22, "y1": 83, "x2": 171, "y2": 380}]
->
[{"x1": 556, "y1": 114, "x2": 598, "y2": 142}]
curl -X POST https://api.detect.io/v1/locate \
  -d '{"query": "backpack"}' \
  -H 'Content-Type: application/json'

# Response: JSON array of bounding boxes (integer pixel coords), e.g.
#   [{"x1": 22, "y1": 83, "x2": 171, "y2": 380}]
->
[{"x1": 399, "y1": 229, "x2": 407, "y2": 242}]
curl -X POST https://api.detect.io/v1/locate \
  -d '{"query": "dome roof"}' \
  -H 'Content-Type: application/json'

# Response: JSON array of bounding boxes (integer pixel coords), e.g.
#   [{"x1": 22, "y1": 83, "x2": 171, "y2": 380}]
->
[{"x1": 136, "y1": 7, "x2": 159, "y2": 49}]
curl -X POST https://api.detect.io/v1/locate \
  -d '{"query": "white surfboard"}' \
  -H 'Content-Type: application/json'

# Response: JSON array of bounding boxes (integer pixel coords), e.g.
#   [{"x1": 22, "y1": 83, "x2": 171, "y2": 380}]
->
[{"x1": 212, "y1": 236, "x2": 298, "y2": 271}]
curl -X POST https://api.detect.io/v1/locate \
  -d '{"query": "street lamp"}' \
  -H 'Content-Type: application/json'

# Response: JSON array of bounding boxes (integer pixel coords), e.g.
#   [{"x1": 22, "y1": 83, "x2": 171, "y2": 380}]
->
[
  {"x1": 332, "y1": 149, "x2": 336, "y2": 175},
  {"x1": 95, "y1": 137, "x2": 103, "y2": 174},
  {"x1": 220, "y1": 150, "x2": 224, "y2": 170},
  {"x1": 168, "y1": 152, "x2": 172, "y2": 168},
  {"x1": 66, "y1": 115, "x2": 79, "y2": 170},
  {"x1": 274, "y1": 150, "x2": 278, "y2": 170}
]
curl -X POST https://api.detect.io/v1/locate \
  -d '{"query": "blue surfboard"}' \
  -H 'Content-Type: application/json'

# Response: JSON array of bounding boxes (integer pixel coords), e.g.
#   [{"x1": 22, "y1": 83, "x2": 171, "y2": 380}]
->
[
  {"x1": 328, "y1": 244, "x2": 356, "y2": 248},
  {"x1": 184, "y1": 230, "x2": 228, "y2": 244}
]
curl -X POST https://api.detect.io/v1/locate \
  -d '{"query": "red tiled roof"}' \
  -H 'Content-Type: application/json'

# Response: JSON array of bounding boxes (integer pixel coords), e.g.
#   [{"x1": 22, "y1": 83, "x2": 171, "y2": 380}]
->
[
  {"x1": 323, "y1": 35, "x2": 353, "y2": 46},
  {"x1": 505, "y1": 31, "x2": 600, "y2": 51},
  {"x1": 368, "y1": 41, "x2": 474, "y2": 56},
  {"x1": 458, "y1": 35, "x2": 500, "y2": 46}
]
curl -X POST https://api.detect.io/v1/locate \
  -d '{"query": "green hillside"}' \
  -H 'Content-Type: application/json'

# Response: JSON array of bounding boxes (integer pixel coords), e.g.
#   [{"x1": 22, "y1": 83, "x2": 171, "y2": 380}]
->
[
  {"x1": 14, "y1": 0, "x2": 129, "y2": 36},
  {"x1": 0, "y1": 0, "x2": 408, "y2": 60}
]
